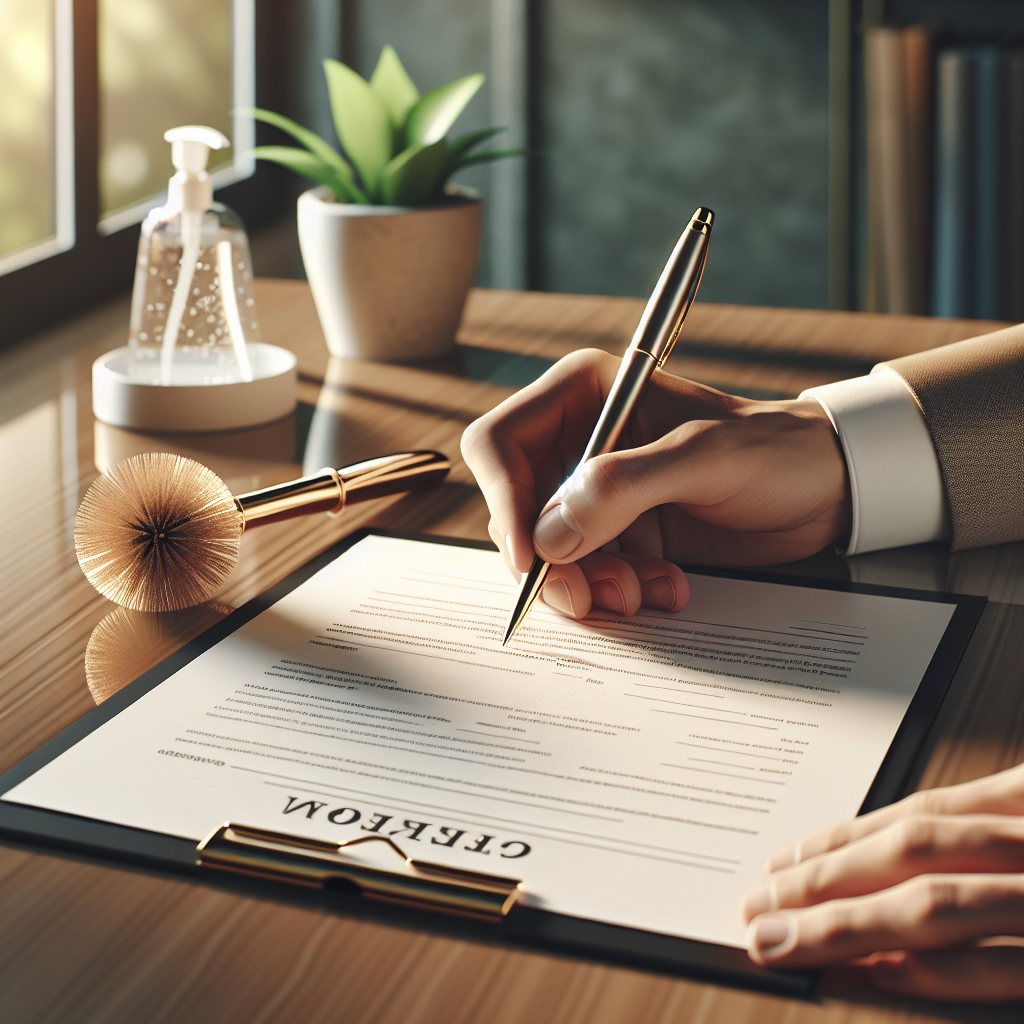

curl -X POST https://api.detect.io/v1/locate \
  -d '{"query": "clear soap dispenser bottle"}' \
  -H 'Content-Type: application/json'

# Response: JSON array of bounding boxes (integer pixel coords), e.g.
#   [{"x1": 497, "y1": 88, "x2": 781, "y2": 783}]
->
[{"x1": 127, "y1": 125, "x2": 260, "y2": 385}]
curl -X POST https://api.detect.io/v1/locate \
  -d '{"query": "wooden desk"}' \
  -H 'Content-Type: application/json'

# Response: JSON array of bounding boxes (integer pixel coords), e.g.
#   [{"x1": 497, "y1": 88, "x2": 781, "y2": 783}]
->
[{"x1": 1, "y1": 282, "x2": 1021, "y2": 1024}]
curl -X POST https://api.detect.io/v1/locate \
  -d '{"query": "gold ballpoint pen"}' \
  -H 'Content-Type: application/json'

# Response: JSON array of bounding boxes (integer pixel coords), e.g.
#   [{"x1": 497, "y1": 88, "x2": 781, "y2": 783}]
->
[{"x1": 502, "y1": 207, "x2": 714, "y2": 646}]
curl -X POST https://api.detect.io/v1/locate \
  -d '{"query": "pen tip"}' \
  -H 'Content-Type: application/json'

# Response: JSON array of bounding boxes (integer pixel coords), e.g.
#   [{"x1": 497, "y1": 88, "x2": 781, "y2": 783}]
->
[{"x1": 501, "y1": 556, "x2": 549, "y2": 650}]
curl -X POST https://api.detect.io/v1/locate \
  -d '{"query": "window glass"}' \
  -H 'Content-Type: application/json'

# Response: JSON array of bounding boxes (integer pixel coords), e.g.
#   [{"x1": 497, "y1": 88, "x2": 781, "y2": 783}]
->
[
  {"x1": 98, "y1": 0, "x2": 253, "y2": 234},
  {"x1": 0, "y1": 0, "x2": 64, "y2": 271}
]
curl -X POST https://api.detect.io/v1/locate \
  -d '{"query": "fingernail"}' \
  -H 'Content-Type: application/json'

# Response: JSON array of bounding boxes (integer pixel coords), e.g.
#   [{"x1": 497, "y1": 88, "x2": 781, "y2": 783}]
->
[
  {"x1": 641, "y1": 575, "x2": 676, "y2": 609},
  {"x1": 868, "y1": 951, "x2": 911, "y2": 989},
  {"x1": 748, "y1": 917, "x2": 794, "y2": 960},
  {"x1": 505, "y1": 533, "x2": 524, "y2": 575},
  {"x1": 740, "y1": 882, "x2": 773, "y2": 921},
  {"x1": 591, "y1": 578, "x2": 626, "y2": 615},
  {"x1": 541, "y1": 578, "x2": 574, "y2": 616},
  {"x1": 869, "y1": 954, "x2": 906, "y2": 977},
  {"x1": 767, "y1": 843, "x2": 799, "y2": 873},
  {"x1": 534, "y1": 503, "x2": 583, "y2": 559}
]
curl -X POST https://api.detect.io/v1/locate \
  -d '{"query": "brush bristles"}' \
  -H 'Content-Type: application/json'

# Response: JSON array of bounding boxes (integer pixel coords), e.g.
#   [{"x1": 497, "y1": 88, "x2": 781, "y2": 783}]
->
[{"x1": 75, "y1": 453, "x2": 243, "y2": 612}]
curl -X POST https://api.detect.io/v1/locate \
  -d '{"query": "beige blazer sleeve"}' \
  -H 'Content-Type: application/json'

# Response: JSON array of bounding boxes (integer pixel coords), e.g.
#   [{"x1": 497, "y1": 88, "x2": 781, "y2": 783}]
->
[{"x1": 882, "y1": 324, "x2": 1023, "y2": 550}]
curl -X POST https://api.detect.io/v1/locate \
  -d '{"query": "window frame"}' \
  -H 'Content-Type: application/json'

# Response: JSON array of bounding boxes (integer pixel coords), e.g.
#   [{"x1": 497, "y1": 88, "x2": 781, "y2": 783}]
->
[
  {"x1": 96, "y1": 0, "x2": 256, "y2": 237},
  {"x1": 0, "y1": 0, "x2": 289, "y2": 352},
  {"x1": 0, "y1": 0, "x2": 76, "y2": 276}
]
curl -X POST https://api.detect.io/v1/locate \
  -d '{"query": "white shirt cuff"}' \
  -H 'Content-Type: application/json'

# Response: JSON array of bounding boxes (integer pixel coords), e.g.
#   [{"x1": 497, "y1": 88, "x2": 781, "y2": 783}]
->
[{"x1": 800, "y1": 366, "x2": 950, "y2": 555}]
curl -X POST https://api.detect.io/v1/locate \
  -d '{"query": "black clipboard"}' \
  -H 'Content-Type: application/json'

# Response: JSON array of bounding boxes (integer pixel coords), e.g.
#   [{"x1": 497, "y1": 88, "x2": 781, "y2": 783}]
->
[{"x1": 0, "y1": 529, "x2": 986, "y2": 1000}]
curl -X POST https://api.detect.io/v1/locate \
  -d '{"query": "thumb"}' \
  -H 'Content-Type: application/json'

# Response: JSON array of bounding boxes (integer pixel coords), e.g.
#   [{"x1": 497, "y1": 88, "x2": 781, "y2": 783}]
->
[{"x1": 533, "y1": 442, "x2": 680, "y2": 563}]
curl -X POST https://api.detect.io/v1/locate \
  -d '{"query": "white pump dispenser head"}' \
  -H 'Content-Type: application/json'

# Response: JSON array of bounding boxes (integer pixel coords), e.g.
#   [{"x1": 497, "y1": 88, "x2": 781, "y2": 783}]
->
[
  {"x1": 164, "y1": 125, "x2": 230, "y2": 213},
  {"x1": 158, "y1": 126, "x2": 233, "y2": 382}
]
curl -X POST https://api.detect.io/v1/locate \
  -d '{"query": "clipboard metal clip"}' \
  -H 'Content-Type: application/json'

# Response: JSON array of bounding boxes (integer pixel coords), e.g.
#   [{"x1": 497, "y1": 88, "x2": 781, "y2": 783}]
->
[{"x1": 198, "y1": 823, "x2": 522, "y2": 921}]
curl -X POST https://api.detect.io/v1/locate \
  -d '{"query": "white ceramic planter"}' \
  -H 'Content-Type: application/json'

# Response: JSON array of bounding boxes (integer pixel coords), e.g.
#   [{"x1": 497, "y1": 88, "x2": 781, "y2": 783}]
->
[{"x1": 297, "y1": 186, "x2": 482, "y2": 361}]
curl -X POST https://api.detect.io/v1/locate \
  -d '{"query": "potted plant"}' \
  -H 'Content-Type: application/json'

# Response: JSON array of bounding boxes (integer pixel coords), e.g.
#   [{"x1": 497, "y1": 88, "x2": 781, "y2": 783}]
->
[{"x1": 250, "y1": 47, "x2": 521, "y2": 361}]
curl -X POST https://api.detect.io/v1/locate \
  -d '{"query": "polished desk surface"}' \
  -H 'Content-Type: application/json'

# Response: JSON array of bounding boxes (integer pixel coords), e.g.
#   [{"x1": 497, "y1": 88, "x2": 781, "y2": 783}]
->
[{"x1": 1, "y1": 280, "x2": 1022, "y2": 1024}]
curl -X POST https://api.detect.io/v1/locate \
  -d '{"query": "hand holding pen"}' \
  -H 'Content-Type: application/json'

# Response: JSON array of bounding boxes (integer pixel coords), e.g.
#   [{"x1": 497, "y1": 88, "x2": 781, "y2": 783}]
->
[
  {"x1": 497, "y1": 208, "x2": 714, "y2": 642},
  {"x1": 462, "y1": 208, "x2": 851, "y2": 638},
  {"x1": 468, "y1": 208, "x2": 714, "y2": 642}
]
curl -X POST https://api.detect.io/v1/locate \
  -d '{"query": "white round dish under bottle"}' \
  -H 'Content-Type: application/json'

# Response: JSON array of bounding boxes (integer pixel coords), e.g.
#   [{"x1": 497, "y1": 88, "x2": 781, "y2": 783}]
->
[{"x1": 91, "y1": 343, "x2": 297, "y2": 432}]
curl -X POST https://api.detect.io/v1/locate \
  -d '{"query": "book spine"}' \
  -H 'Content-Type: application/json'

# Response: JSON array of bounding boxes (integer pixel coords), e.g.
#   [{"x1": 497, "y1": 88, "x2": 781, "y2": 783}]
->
[
  {"x1": 974, "y1": 47, "x2": 1005, "y2": 320},
  {"x1": 865, "y1": 28, "x2": 912, "y2": 314},
  {"x1": 864, "y1": 28, "x2": 887, "y2": 313},
  {"x1": 931, "y1": 49, "x2": 975, "y2": 318},
  {"x1": 903, "y1": 27, "x2": 931, "y2": 316},
  {"x1": 1006, "y1": 49, "x2": 1024, "y2": 321}
]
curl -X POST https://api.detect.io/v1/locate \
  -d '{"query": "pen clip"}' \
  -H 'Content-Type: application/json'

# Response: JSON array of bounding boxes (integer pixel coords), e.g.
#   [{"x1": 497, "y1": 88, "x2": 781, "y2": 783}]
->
[
  {"x1": 631, "y1": 207, "x2": 713, "y2": 368},
  {"x1": 656, "y1": 243, "x2": 709, "y2": 369},
  {"x1": 198, "y1": 822, "x2": 522, "y2": 921}
]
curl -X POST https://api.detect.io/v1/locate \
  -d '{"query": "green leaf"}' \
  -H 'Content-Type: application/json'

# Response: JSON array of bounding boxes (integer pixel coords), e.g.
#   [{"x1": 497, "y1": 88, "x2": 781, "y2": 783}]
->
[
  {"x1": 446, "y1": 126, "x2": 506, "y2": 162},
  {"x1": 440, "y1": 130, "x2": 514, "y2": 179},
  {"x1": 247, "y1": 109, "x2": 346, "y2": 173},
  {"x1": 439, "y1": 146, "x2": 528, "y2": 191},
  {"x1": 369, "y1": 45, "x2": 420, "y2": 138},
  {"x1": 442, "y1": 148, "x2": 527, "y2": 189},
  {"x1": 246, "y1": 108, "x2": 365, "y2": 201},
  {"x1": 450, "y1": 148, "x2": 528, "y2": 170},
  {"x1": 378, "y1": 139, "x2": 447, "y2": 206},
  {"x1": 322, "y1": 58, "x2": 392, "y2": 198},
  {"x1": 251, "y1": 146, "x2": 364, "y2": 203},
  {"x1": 405, "y1": 73, "x2": 485, "y2": 146}
]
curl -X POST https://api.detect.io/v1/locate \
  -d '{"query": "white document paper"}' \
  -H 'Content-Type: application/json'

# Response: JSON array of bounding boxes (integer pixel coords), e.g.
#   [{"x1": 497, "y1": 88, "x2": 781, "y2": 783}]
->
[{"x1": 4, "y1": 535, "x2": 956, "y2": 947}]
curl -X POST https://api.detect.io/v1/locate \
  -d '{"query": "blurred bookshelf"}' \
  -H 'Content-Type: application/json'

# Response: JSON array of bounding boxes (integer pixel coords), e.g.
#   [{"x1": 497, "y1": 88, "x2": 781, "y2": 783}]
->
[{"x1": 830, "y1": 0, "x2": 1024, "y2": 319}]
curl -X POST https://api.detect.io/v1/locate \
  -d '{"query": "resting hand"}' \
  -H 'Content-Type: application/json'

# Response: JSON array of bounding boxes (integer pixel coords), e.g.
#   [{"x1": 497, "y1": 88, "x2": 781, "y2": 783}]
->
[
  {"x1": 740, "y1": 763, "x2": 1024, "y2": 1001},
  {"x1": 461, "y1": 348, "x2": 850, "y2": 618}
]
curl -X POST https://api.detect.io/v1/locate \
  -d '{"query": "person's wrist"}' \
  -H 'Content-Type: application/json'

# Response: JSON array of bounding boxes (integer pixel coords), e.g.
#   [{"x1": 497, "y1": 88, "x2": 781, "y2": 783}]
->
[
  {"x1": 756, "y1": 396, "x2": 852, "y2": 537},
  {"x1": 797, "y1": 395, "x2": 854, "y2": 540},
  {"x1": 788, "y1": 395, "x2": 836, "y2": 424}
]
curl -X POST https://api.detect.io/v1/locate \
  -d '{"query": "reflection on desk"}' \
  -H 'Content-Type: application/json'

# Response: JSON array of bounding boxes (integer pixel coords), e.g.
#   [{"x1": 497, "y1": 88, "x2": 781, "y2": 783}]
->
[
  {"x1": 93, "y1": 416, "x2": 298, "y2": 494},
  {"x1": 1, "y1": 280, "x2": 1021, "y2": 1024},
  {"x1": 86, "y1": 602, "x2": 233, "y2": 704}
]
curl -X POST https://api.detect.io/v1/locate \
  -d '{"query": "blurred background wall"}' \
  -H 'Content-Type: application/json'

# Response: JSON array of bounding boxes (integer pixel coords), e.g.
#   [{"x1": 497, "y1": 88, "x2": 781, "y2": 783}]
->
[
  {"x1": 276, "y1": 0, "x2": 831, "y2": 308},
  {"x1": 4, "y1": 0, "x2": 1022, "y2": 349}
]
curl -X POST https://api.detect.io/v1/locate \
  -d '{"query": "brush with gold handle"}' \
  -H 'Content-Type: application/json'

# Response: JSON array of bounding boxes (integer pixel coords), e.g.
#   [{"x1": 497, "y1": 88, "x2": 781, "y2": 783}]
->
[{"x1": 75, "y1": 450, "x2": 450, "y2": 612}]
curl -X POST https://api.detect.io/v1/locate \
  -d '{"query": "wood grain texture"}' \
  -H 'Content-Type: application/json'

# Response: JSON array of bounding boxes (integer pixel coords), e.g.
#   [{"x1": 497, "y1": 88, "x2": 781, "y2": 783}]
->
[
  {"x1": 459, "y1": 288, "x2": 1010, "y2": 373},
  {"x1": 0, "y1": 281, "x2": 1021, "y2": 1024}
]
